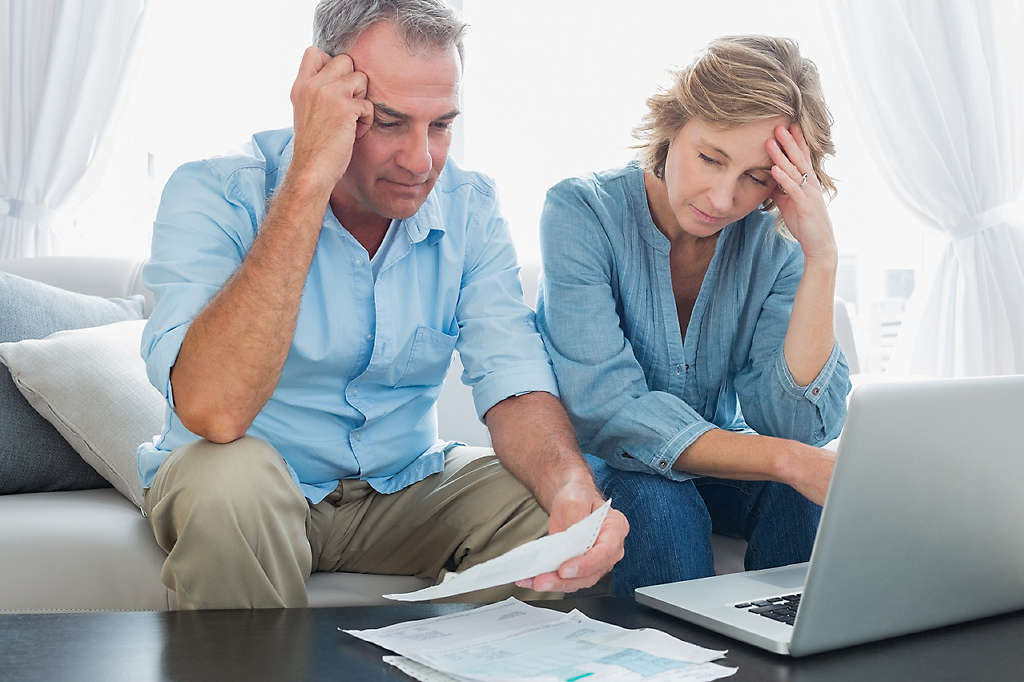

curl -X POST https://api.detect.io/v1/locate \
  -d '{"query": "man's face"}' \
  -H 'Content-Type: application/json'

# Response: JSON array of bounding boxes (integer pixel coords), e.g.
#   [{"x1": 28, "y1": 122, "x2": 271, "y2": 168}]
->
[{"x1": 331, "y1": 21, "x2": 461, "y2": 226}]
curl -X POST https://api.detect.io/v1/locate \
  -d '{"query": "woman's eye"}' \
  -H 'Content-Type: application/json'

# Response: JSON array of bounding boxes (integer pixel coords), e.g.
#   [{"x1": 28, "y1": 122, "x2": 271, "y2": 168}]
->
[
  {"x1": 698, "y1": 153, "x2": 719, "y2": 165},
  {"x1": 746, "y1": 173, "x2": 768, "y2": 186}
]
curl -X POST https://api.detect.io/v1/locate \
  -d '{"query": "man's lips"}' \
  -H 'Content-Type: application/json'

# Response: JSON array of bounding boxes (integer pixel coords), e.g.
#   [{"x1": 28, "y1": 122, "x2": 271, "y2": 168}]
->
[{"x1": 382, "y1": 179, "x2": 428, "y2": 189}]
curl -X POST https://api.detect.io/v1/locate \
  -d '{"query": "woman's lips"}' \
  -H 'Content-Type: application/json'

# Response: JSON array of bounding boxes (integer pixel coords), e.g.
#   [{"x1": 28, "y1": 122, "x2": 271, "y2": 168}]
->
[{"x1": 689, "y1": 204, "x2": 728, "y2": 223}]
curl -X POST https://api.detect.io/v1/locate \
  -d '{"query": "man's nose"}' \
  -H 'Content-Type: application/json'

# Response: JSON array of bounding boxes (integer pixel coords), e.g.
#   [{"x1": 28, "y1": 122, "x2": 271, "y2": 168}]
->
[{"x1": 397, "y1": 128, "x2": 432, "y2": 177}]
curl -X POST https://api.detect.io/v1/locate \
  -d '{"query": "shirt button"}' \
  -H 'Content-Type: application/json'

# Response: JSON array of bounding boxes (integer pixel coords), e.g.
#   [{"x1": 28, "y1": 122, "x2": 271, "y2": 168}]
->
[
  {"x1": 352, "y1": 259, "x2": 360, "y2": 266},
  {"x1": 351, "y1": 388, "x2": 359, "y2": 396},
  {"x1": 366, "y1": 333, "x2": 373, "y2": 340},
  {"x1": 685, "y1": 363, "x2": 690, "y2": 371},
  {"x1": 673, "y1": 364, "x2": 682, "y2": 375},
  {"x1": 811, "y1": 387, "x2": 820, "y2": 396},
  {"x1": 658, "y1": 460, "x2": 668, "y2": 469},
  {"x1": 352, "y1": 433, "x2": 361, "y2": 441}
]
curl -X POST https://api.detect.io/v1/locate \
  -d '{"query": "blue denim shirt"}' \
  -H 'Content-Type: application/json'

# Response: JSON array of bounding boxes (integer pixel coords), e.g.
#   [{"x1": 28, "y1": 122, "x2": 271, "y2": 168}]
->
[
  {"x1": 535, "y1": 162, "x2": 851, "y2": 480},
  {"x1": 138, "y1": 128, "x2": 558, "y2": 503}
]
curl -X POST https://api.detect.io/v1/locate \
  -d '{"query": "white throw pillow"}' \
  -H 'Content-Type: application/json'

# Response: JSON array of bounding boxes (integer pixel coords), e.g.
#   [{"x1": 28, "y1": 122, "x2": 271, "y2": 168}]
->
[{"x1": 0, "y1": 320, "x2": 163, "y2": 507}]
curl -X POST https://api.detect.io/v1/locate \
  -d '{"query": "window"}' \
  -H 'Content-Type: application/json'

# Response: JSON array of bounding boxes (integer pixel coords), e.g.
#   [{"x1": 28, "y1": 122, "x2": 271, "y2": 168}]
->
[
  {"x1": 461, "y1": 0, "x2": 938, "y2": 373},
  {"x1": 65, "y1": 0, "x2": 937, "y2": 374}
]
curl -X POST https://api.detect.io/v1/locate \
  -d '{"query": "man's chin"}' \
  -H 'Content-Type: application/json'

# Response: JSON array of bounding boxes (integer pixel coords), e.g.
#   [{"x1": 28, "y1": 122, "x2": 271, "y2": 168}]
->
[{"x1": 376, "y1": 186, "x2": 433, "y2": 219}]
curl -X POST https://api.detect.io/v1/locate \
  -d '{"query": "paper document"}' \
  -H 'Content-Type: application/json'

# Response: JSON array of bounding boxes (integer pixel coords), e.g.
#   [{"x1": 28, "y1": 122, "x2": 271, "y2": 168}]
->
[
  {"x1": 345, "y1": 598, "x2": 737, "y2": 681},
  {"x1": 384, "y1": 500, "x2": 611, "y2": 602}
]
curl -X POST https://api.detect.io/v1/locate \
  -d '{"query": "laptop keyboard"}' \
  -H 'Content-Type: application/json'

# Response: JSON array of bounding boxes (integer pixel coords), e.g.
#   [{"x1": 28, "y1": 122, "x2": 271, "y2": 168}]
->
[{"x1": 733, "y1": 593, "x2": 801, "y2": 626}]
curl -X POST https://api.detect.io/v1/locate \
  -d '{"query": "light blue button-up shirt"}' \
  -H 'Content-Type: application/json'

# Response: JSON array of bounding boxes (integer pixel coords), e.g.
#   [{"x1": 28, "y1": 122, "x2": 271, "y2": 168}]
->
[
  {"x1": 138, "y1": 128, "x2": 558, "y2": 503},
  {"x1": 535, "y1": 163, "x2": 851, "y2": 480}
]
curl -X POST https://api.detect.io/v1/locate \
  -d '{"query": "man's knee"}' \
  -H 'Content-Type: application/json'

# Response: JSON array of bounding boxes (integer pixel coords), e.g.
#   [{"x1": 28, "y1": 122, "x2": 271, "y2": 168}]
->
[{"x1": 149, "y1": 436, "x2": 301, "y2": 519}]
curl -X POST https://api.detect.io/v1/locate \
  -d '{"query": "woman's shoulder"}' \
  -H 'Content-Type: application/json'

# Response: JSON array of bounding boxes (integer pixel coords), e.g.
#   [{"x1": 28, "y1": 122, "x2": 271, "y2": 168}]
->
[
  {"x1": 544, "y1": 162, "x2": 646, "y2": 235},
  {"x1": 547, "y1": 162, "x2": 643, "y2": 209}
]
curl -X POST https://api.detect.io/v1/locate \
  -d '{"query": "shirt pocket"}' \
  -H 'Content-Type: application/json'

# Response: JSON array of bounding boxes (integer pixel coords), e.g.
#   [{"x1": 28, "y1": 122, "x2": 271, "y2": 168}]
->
[{"x1": 390, "y1": 325, "x2": 459, "y2": 388}]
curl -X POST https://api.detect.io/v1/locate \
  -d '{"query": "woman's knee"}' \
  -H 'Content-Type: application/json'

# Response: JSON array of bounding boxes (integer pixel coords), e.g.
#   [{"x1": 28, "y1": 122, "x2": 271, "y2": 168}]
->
[{"x1": 597, "y1": 466, "x2": 712, "y2": 535}]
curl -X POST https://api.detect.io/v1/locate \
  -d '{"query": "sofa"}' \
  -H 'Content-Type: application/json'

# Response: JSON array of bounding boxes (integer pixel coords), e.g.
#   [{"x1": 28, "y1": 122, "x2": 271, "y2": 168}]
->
[{"x1": 0, "y1": 257, "x2": 765, "y2": 613}]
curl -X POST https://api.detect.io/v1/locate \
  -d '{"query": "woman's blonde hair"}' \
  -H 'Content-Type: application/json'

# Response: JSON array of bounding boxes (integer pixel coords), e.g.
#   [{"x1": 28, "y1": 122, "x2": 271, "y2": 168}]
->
[{"x1": 634, "y1": 35, "x2": 837, "y2": 223}]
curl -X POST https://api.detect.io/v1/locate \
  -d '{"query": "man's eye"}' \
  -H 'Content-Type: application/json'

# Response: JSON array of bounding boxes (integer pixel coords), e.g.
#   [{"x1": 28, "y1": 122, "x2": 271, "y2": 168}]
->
[
  {"x1": 374, "y1": 120, "x2": 400, "y2": 129},
  {"x1": 698, "y1": 153, "x2": 720, "y2": 165},
  {"x1": 431, "y1": 121, "x2": 454, "y2": 130}
]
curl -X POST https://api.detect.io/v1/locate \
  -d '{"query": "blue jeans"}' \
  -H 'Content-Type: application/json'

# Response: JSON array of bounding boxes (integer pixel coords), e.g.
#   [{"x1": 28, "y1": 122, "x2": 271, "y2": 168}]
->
[{"x1": 587, "y1": 454, "x2": 822, "y2": 597}]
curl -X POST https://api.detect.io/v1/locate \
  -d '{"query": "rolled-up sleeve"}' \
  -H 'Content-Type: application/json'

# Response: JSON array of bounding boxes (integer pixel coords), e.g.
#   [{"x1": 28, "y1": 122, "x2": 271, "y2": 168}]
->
[
  {"x1": 455, "y1": 186, "x2": 559, "y2": 420},
  {"x1": 733, "y1": 246, "x2": 852, "y2": 445},
  {"x1": 140, "y1": 161, "x2": 253, "y2": 408},
  {"x1": 536, "y1": 183, "x2": 711, "y2": 480}
]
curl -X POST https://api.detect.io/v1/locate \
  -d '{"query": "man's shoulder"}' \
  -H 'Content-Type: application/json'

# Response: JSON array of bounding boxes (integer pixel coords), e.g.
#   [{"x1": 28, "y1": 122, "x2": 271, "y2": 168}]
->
[
  {"x1": 170, "y1": 128, "x2": 294, "y2": 197},
  {"x1": 434, "y1": 157, "x2": 500, "y2": 203}
]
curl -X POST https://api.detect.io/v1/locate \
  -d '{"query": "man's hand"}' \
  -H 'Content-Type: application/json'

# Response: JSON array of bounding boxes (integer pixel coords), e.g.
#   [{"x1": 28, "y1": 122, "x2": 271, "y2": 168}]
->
[
  {"x1": 515, "y1": 483, "x2": 628, "y2": 593},
  {"x1": 289, "y1": 46, "x2": 375, "y2": 191}
]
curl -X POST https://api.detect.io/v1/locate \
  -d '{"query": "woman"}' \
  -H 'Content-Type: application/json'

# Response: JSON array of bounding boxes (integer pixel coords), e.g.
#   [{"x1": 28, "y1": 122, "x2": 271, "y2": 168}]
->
[{"x1": 535, "y1": 35, "x2": 852, "y2": 596}]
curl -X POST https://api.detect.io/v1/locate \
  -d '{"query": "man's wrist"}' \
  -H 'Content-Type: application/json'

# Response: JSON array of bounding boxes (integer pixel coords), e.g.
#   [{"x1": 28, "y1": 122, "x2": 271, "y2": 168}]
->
[
  {"x1": 541, "y1": 459, "x2": 602, "y2": 509},
  {"x1": 282, "y1": 162, "x2": 336, "y2": 204}
]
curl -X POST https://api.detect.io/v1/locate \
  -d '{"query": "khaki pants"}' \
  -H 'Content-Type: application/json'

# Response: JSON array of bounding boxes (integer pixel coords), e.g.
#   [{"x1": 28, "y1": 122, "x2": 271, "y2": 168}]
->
[{"x1": 144, "y1": 436, "x2": 555, "y2": 609}]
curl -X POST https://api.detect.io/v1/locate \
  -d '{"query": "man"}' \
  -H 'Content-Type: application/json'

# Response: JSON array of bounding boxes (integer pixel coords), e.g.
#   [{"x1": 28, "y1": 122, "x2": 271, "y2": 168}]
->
[{"x1": 138, "y1": 0, "x2": 628, "y2": 609}]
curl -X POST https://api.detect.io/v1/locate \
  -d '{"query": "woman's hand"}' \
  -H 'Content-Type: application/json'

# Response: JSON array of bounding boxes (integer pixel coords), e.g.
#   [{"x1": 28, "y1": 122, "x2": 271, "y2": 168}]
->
[
  {"x1": 766, "y1": 124, "x2": 837, "y2": 267},
  {"x1": 777, "y1": 440, "x2": 836, "y2": 507}
]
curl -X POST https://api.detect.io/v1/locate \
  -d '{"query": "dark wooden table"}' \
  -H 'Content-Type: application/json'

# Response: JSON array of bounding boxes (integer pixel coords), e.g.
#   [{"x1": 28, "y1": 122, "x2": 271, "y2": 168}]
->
[{"x1": 3, "y1": 598, "x2": 1023, "y2": 681}]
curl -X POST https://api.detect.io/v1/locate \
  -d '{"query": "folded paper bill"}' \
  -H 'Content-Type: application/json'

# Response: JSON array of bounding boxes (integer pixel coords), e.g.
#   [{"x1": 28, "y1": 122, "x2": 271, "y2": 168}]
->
[
  {"x1": 345, "y1": 598, "x2": 737, "y2": 681},
  {"x1": 383, "y1": 499, "x2": 612, "y2": 601}
]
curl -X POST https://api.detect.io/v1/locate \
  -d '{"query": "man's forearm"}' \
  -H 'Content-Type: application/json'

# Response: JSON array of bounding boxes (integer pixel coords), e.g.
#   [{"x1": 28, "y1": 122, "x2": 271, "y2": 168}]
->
[
  {"x1": 484, "y1": 391, "x2": 597, "y2": 511},
  {"x1": 171, "y1": 171, "x2": 332, "y2": 442}
]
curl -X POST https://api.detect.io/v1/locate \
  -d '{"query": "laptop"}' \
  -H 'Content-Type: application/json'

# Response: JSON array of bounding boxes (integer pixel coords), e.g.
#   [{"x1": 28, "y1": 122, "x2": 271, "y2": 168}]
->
[{"x1": 635, "y1": 375, "x2": 1024, "y2": 656}]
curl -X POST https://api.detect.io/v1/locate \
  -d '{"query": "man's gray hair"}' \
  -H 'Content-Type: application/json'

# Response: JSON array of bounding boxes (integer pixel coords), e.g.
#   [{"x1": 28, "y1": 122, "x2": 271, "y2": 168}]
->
[{"x1": 313, "y1": 0, "x2": 467, "y2": 63}]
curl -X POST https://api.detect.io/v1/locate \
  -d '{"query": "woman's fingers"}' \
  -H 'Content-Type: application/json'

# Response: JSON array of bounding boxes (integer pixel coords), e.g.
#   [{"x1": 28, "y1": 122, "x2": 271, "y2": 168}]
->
[{"x1": 790, "y1": 123, "x2": 812, "y2": 159}]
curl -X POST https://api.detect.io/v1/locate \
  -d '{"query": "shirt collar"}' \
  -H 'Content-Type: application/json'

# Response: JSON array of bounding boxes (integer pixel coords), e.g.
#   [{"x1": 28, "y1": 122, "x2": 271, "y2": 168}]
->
[
  {"x1": 275, "y1": 133, "x2": 447, "y2": 246},
  {"x1": 401, "y1": 185, "x2": 447, "y2": 246}
]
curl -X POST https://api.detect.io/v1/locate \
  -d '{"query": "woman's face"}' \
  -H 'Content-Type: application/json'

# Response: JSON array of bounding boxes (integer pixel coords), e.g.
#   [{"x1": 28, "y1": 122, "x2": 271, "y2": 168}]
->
[{"x1": 662, "y1": 115, "x2": 788, "y2": 238}]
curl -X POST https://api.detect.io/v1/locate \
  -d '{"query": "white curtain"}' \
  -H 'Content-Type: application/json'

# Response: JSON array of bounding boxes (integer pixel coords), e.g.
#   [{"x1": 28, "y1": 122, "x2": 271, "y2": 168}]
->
[
  {"x1": 826, "y1": 0, "x2": 1024, "y2": 376},
  {"x1": 0, "y1": 0, "x2": 146, "y2": 258}
]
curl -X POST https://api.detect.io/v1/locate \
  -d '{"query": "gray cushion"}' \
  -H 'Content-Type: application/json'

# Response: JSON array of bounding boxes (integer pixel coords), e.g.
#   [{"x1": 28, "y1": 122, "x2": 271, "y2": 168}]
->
[{"x1": 0, "y1": 272, "x2": 144, "y2": 494}]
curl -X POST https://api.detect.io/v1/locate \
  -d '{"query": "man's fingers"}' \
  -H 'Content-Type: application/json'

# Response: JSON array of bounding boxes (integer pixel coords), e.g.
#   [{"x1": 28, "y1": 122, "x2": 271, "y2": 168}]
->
[
  {"x1": 296, "y1": 46, "x2": 332, "y2": 81},
  {"x1": 312, "y1": 52, "x2": 359, "y2": 88},
  {"x1": 354, "y1": 99, "x2": 375, "y2": 138},
  {"x1": 515, "y1": 509, "x2": 628, "y2": 594},
  {"x1": 558, "y1": 511, "x2": 627, "y2": 578}
]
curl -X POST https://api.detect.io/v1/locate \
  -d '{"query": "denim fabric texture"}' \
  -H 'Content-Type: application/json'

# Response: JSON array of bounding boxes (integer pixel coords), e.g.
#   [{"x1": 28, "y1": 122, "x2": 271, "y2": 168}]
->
[
  {"x1": 536, "y1": 162, "x2": 851, "y2": 480},
  {"x1": 588, "y1": 455, "x2": 821, "y2": 596},
  {"x1": 138, "y1": 128, "x2": 558, "y2": 503},
  {"x1": 537, "y1": 163, "x2": 849, "y2": 593}
]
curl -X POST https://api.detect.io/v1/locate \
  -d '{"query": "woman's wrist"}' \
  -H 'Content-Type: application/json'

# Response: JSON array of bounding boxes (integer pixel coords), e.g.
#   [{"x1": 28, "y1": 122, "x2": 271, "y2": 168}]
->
[
  {"x1": 768, "y1": 437, "x2": 808, "y2": 488},
  {"x1": 801, "y1": 246, "x2": 839, "y2": 273}
]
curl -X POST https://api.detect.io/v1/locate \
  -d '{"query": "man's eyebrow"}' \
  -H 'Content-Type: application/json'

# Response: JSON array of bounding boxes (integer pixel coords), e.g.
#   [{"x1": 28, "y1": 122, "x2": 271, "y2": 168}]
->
[
  {"x1": 699, "y1": 138, "x2": 772, "y2": 171},
  {"x1": 371, "y1": 101, "x2": 461, "y2": 121}
]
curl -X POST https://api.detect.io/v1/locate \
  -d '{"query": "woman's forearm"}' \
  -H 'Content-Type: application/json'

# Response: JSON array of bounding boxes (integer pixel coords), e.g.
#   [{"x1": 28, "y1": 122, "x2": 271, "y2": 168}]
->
[
  {"x1": 673, "y1": 428, "x2": 793, "y2": 480},
  {"x1": 783, "y1": 255, "x2": 837, "y2": 386},
  {"x1": 673, "y1": 428, "x2": 835, "y2": 505}
]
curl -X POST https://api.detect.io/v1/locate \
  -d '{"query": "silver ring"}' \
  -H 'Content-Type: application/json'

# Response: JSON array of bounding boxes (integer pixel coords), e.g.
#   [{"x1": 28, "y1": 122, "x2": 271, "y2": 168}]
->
[{"x1": 800, "y1": 172, "x2": 808, "y2": 187}]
